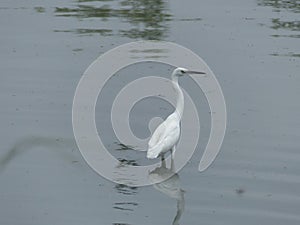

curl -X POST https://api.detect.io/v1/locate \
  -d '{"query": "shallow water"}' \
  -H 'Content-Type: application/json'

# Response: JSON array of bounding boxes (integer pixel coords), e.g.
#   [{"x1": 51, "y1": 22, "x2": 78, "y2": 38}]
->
[{"x1": 1, "y1": 0, "x2": 300, "y2": 224}]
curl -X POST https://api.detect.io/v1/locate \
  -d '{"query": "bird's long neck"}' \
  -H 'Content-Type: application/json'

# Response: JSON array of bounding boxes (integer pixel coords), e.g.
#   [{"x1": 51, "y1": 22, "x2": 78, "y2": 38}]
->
[{"x1": 171, "y1": 72, "x2": 184, "y2": 120}]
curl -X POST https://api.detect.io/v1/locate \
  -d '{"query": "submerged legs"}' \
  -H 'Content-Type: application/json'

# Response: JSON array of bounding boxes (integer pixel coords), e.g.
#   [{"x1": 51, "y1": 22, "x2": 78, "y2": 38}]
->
[
  {"x1": 161, "y1": 153, "x2": 166, "y2": 168},
  {"x1": 171, "y1": 146, "x2": 176, "y2": 171},
  {"x1": 160, "y1": 146, "x2": 176, "y2": 170}
]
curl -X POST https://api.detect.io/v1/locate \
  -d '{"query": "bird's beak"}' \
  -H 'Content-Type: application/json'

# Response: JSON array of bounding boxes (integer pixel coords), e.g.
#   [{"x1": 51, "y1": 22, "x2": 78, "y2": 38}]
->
[{"x1": 186, "y1": 70, "x2": 206, "y2": 75}]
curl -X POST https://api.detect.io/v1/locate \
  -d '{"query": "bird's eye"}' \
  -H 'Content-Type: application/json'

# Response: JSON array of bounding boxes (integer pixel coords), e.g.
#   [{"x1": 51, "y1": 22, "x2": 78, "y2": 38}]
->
[{"x1": 181, "y1": 70, "x2": 186, "y2": 74}]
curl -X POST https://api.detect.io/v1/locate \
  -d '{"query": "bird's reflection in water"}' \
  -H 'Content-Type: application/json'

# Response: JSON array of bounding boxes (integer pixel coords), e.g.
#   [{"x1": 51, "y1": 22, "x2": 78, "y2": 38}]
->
[{"x1": 149, "y1": 160, "x2": 185, "y2": 225}]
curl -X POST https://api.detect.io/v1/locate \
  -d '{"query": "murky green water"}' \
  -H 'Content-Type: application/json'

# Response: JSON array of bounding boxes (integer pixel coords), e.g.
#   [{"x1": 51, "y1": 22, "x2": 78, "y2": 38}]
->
[{"x1": 1, "y1": 0, "x2": 299, "y2": 224}]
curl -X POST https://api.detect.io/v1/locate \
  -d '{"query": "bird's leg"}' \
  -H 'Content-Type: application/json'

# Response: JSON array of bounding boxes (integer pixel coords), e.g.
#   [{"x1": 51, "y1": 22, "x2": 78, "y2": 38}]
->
[
  {"x1": 171, "y1": 146, "x2": 176, "y2": 171},
  {"x1": 161, "y1": 153, "x2": 166, "y2": 168}
]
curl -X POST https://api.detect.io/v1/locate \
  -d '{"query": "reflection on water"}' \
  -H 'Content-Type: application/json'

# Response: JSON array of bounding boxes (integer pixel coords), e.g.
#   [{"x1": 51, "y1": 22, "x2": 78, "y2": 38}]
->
[
  {"x1": 258, "y1": 0, "x2": 300, "y2": 57},
  {"x1": 258, "y1": 0, "x2": 300, "y2": 34},
  {"x1": 1, "y1": 0, "x2": 300, "y2": 224},
  {"x1": 271, "y1": 52, "x2": 300, "y2": 57},
  {"x1": 119, "y1": 0, "x2": 171, "y2": 39},
  {"x1": 271, "y1": 18, "x2": 300, "y2": 31},
  {"x1": 113, "y1": 201, "x2": 138, "y2": 211},
  {"x1": 114, "y1": 142, "x2": 136, "y2": 151},
  {"x1": 114, "y1": 183, "x2": 139, "y2": 195},
  {"x1": 117, "y1": 158, "x2": 139, "y2": 167},
  {"x1": 78, "y1": 0, "x2": 113, "y2": 2},
  {"x1": 112, "y1": 223, "x2": 131, "y2": 225},
  {"x1": 257, "y1": 0, "x2": 300, "y2": 13},
  {"x1": 0, "y1": 136, "x2": 78, "y2": 173},
  {"x1": 54, "y1": 28, "x2": 113, "y2": 36},
  {"x1": 54, "y1": 0, "x2": 171, "y2": 40},
  {"x1": 149, "y1": 163, "x2": 185, "y2": 225},
  {"x1": 34, "y1": 6, "x2": 46, "y2": 13}
]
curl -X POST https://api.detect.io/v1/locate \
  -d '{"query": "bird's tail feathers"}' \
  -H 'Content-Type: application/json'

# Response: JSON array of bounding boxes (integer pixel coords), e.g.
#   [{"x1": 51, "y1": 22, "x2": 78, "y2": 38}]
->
[{"x1": 147, "y1": 142, "x2": 164, "y2": 159}]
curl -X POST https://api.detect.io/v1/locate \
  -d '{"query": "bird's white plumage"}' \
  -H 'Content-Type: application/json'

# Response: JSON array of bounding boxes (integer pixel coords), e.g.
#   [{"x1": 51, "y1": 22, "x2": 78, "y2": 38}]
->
[
  {"x1": 146, "y1": 67, "x2": 204, "y2": 160},
  {"x1": 146, "y1": 67, "x2": 187, "y2": 160},
  {"x1": 147, "y1": 113, "x2": 180, "y2": 159}
]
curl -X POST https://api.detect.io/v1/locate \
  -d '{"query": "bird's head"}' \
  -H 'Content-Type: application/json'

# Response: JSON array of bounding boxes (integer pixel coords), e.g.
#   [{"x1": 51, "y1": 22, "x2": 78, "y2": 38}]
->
[{"x1": 173, "y1": 67, "x2": 205, "y2": 77}]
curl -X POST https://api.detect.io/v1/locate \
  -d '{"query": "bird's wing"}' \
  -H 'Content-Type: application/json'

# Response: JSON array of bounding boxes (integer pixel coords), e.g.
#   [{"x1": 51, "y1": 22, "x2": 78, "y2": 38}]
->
[
  {"x1": 148, "y1": 113, "x2": 180, "y2": 148},
  {"x1": 159, "y1": 121, "x2": 180, "y2": 148},
  {"x1": 147, "y1": 118, "x2": 180, "y2": 159},
  {"x1": 148, "y1": 121, "x2": 167, "y2": 148}
]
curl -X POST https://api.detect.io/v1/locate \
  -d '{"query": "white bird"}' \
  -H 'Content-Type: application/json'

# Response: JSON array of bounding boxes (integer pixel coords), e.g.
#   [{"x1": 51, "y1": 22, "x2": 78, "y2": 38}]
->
[{"x1": 147, "y1": 67, "x2": 205, "y2": 165}]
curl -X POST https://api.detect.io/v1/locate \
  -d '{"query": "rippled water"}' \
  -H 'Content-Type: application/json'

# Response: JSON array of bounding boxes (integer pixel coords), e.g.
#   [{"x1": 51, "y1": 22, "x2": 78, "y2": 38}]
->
[{"x1": 0, "y1": 0, "x2": 299, "y2": 224}]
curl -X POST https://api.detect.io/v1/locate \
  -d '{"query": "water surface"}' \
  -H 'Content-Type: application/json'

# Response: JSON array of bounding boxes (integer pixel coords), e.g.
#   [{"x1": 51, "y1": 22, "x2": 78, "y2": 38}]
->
[{"x1": 0, "y1": 0, "x2": 299, "y2": 224}]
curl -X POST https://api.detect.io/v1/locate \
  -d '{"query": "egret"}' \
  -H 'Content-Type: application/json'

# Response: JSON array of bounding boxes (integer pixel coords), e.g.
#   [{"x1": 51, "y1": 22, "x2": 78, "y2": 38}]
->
[{"x1": 147, "y1": 67, "x2": 205, "y2": 166}]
